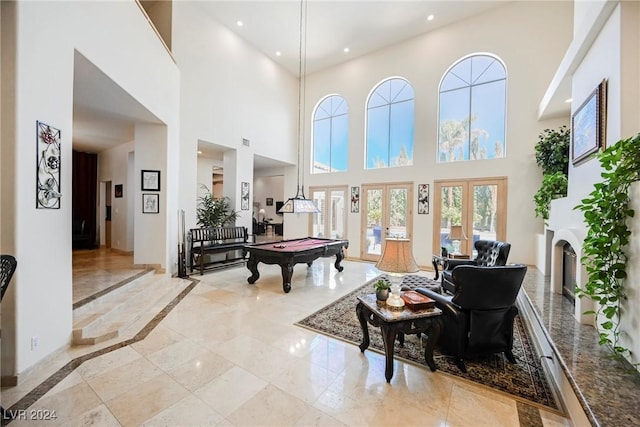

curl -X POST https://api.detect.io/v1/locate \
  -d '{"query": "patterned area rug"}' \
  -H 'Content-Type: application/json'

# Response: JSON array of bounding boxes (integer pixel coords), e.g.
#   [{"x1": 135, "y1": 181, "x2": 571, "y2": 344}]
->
[{"x1": 296, "y1": 275, "x2": 559, "y2": 411}]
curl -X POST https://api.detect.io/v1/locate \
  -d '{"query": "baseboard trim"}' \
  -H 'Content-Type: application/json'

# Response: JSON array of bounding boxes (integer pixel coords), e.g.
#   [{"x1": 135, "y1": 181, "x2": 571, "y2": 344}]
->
[
  {"x1": 109, "y1": 248, "x2": 133, "y2": 255},
  {"x1": 1, "y1": 375, "x2": 18, "y2": 387}
]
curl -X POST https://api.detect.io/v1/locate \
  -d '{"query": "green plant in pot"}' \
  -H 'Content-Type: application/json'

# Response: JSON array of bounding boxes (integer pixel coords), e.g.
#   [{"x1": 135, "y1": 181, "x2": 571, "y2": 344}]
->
[
  {"x1": 374, "y1": 278, "x2": 391, "y2": 301},
  {"x1": 534, "y1": 126, "x2": 570, "y2": 175},
  {"x1": 533, "y1": 126, "x2": 570, "y2": 223},
  {"x1": 196, "y1": 185, "x2": 240, "y2": 227}
]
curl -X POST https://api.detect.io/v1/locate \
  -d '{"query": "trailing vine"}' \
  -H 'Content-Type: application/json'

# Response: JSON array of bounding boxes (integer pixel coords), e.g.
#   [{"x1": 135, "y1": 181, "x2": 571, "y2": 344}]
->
[
  {"x1": 534, "y1": 172, "x2": 568, "y2": 221},
  {"x1": 574, "y1": 133, "x2": 640, "y2": 360},
  {"x1": 534, "y1": 126, "x2": 570, "y2": 223}
]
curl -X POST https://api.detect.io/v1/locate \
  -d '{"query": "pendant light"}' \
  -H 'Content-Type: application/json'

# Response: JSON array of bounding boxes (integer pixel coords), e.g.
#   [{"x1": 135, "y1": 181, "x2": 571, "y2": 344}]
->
[{"x1": 278, "y1": 0, "x2": 320, "y2": 214}]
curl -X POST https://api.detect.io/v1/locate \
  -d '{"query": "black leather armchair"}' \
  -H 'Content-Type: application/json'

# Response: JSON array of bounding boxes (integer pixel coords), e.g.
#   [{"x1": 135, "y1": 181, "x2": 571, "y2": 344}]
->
[
  {"x1": 1, "y1": 254, "x2": 17, "y2": 422},
  {"x1": 442, "y1": 240, "x2": 511, "y2": 294},
  {"x1": 416, "y1": 264, "x2": 527, "y2": 373}
]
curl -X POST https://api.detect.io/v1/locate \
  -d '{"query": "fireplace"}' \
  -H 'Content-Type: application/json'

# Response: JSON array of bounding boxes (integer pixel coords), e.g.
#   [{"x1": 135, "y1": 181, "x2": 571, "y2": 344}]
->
[{"x1": 562, "y1": 243, "x2": 576, "y2": 305}]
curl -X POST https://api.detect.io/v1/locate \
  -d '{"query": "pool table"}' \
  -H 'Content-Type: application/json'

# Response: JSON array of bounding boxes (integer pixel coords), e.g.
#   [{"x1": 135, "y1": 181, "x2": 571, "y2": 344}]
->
[{"x1": 244, "y1": 237, "x2": 349, "y2": 293}]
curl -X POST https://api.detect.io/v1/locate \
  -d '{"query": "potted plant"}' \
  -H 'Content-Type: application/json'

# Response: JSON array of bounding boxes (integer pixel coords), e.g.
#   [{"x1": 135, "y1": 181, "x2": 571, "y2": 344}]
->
[
  {"x1": 533, "y1": 126, "x2": 570, "y2": 223},
  {"x1": 196, "y1": 185, "x2": 240, "y2": 228},
  {"x1": 374, "y1": 278, "x2": 391, "y2": 301}
]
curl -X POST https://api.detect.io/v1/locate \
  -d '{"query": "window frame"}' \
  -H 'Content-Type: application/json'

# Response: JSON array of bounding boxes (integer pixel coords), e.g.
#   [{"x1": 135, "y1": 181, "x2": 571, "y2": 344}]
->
[
  {"x1": 311, "y1": 94, "x2": 349, "y2": 174},
  {"x1": 364, "y1": 76, "x2": 415, "y2": 169},
  {"x1": 437, "y1": 53, "x2": 507, "y2": 163}
]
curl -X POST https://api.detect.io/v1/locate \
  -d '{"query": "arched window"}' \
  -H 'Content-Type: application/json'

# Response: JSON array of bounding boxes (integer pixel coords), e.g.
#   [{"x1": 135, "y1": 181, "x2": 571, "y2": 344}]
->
[
  {"x1": 365, "y1": 77, "x2": 414, "y2": 169},
  {"x1": 438, "y1": 54, "x2": 506, "y2": 162},
  {"x1": 312, "y1": 95, "x2": 348, "y2": 173}
]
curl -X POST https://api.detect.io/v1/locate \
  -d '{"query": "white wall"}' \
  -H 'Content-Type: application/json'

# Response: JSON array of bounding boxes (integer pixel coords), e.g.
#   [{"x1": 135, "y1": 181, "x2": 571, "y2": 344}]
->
[
  {"x1": 172, "y1": 1, "x2": 298, "y2": 233},
  {"x1": 547, "y1": 2, "x2": 640, "y2": 366},
  {"x1": 0, "y1": 0, "x2": 179, "y2": 377},
  {"x1": 294, "y1": 1, "x2": 574, "y2": 267},
  {"x1": 196, "y1": 156, "x2": 217, "y2": 197},
  {"x1": 99, "y1": 141, "x2": 135, "y2": 252},
  {"x1": 134, "y1": 124, "x2": 168, "y2": 267},
  {"x1": 254, "y1": 175, "x2": 285, "y2": 221}
]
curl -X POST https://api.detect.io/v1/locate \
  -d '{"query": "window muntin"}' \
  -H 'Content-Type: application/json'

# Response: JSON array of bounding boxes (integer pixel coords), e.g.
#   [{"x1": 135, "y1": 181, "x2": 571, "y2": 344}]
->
[
  {"x1": 438, "y1": 54, "x2": 506, "y2": 162},
  {"x1": 312, "y1": 95, "x2": 348, "y2": 173},
  {"x1": 366, "y1": 77, "x2": 415, "y2": 169}
]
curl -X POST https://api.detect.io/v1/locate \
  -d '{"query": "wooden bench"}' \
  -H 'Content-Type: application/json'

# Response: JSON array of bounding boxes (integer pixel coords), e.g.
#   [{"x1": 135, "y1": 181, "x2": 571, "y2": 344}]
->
[{"x1": 189, "y1": 226, "x2": 249, "y2": 275}]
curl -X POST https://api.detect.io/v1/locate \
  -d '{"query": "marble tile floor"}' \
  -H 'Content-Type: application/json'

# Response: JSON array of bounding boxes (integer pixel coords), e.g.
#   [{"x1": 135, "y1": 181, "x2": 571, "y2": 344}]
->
[
  {"x1": 2, "y1": 253, "x2": 572, "y2": 426},
  {"x1": 72, "y1": 248, "x2": 145, "y2": 304}
]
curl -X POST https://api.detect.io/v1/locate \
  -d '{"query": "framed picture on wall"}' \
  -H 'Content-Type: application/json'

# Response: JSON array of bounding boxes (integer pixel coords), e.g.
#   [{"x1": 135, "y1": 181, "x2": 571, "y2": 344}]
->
[
  {"x1": 241, "y1": 182, "x2": 250, "y2": 210},
  {"x1": 36, "y1": 121, "x2": 62, "y2": 209},
  {"x1": 115, "y1": 184, "x2": 123, "y2": 198},
  {"x1": 572, "y1": 79, "x2": 607, "y2": 165},
  {"x1": 266, "y1": 197, "x2": 274, "y2": 206},
  {"x1": 350, "y1": 186, "x2": 359, "y2": 213},
  {"x1": 141, "y1": 170, "x2": 161, "y2": 191},
  {"x1": 142, "y1": 193, "x2": 159, "y2": 214},
  {"x1": 418, "y1": 184, "x2": 429, "y2": 214}
]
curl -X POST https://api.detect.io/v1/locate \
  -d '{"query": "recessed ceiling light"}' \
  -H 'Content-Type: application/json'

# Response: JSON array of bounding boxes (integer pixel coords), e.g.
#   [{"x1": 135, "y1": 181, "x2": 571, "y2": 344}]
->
[
  {"x1": 427, "y1": 14, "x2": 434, "y2": 21},
  {"x1": 343, "y1": 47, "x2": 350, "y2": 53},
  {"x1": 275, "y1": 51, "x2": 281, "y2": 56},
  {"x1": 197, "y1": 150, "x2": 203, "y2": 154},
  {"x1": 565, "y1": 98, "x2": 573, "y2": 103},
  {"x1": 236, "y1": 20, "x2": 243, "y2": 27}
]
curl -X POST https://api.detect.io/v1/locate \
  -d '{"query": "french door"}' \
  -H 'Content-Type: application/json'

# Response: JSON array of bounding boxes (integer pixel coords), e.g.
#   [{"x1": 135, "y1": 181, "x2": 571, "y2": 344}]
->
[
  {"x1": 433, "y1": 178, "x2": 507, "y2": 257},
  {"x1": 309, "y1": 186, "x2": 348, "y2": 240},
  {"x1": 361, "y1": 182, "x2": 413, "y2": 262}
]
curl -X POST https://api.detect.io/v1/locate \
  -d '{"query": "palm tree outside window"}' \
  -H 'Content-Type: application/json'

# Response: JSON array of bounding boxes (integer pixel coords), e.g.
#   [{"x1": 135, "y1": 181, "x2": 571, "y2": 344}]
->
[{"x1": 438, "y1": 54, "x2": 507, "y2": 162}]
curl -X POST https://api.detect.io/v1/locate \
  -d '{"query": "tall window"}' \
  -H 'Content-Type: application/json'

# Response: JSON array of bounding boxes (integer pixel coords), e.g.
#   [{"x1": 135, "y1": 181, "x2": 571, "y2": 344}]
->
[
  {"x1": 312, "y1": 95, "x2": 348, "y2": 173},
  {"x1": 438, "y1": 54, "x2": 506, "y2": 162},
  {"x1": 366, "y1": 77, "x2": 414, "y2": 169}
]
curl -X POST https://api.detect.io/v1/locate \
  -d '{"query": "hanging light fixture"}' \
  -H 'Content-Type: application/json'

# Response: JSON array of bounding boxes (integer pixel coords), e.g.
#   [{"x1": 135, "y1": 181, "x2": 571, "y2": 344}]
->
[{"x1": 278, "y1": 0, "x2": 320, "y2": 214}]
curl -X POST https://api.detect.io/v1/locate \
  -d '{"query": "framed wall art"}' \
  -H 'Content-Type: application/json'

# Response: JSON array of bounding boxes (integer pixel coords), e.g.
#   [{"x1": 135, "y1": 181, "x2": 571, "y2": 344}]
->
[
  {"x1": 142, "y1": 193, "x2": 159, "y2": 214},
  {"x1": 241, "y1": 182, "x2": 250, "y2": 210},
  {"x1": 141, "y1": 170, "x2": 161, "y2": 191},
  {"x1": 115, "y1": 184, "x2": 123, "y2": 198},
  {"x1": 418, "y1": 184, "x2": 429, "y2": 214},
  {"x1": 350, "y1": 186, "x2": 360, "y2": 213},
  {"x1": 36, "y1": 121, "x2": 62, "y2": 209},
  {"x1": 572, "y1": 79, "x2": 607, "y2": 165},
  {"x1": 266, "y1": 197, "x2": 274, "y2": 206}
]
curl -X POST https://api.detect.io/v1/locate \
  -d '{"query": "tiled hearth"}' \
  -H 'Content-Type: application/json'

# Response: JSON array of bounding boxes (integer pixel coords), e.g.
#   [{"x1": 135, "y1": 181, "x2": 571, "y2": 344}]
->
[{"x1": 522, "y1": 268, "x2": 640, "y2": 426}]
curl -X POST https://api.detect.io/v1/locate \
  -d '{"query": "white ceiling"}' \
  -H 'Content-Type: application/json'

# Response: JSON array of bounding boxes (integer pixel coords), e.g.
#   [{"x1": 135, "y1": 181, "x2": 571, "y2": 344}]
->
[
  {"x1": 197, "y1": 1, "x2": 508, "y2": 76},
  {"x1": 73, "y1": 0, "x2": 509, "y2": 171},
  {"x1": 73, "y1": 52, "x2": 161, "y2": 153}
]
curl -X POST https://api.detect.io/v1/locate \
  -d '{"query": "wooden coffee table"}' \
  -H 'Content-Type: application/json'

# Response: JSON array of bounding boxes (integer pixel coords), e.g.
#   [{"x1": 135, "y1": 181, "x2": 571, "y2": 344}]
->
[{"x1": 356, "y1": 294, "x2": 443, "y2": 382}]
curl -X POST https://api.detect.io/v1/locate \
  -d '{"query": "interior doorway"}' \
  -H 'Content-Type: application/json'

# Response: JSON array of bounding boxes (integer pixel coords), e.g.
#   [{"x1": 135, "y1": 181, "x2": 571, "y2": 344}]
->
[{"x1": 105, "y1": 181, "x2": 112, "y2": 248}]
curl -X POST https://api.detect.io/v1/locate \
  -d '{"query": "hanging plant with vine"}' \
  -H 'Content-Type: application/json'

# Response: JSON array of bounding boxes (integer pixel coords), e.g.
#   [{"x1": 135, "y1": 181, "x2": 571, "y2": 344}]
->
[
  {"x1": 534, "y1": 172, "x2": 568, "y2": 221},
  {"x1": 575, "y1": 133, "x2": 640, "y2": 360}
]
